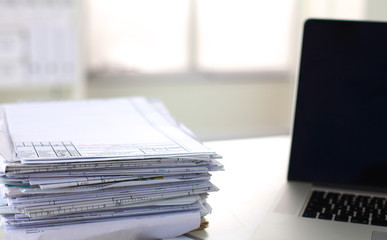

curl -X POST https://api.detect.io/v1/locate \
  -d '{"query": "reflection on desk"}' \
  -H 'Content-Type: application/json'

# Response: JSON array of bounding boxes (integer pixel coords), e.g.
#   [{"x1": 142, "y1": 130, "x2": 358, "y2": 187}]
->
[{"x1": 190, "y1": 135, "x2": 291, "y2": 239}]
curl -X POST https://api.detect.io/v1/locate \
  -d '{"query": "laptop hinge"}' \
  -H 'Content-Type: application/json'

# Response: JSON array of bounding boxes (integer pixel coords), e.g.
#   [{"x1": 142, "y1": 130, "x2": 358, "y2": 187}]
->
[{"x1": 312, "y1": 182, "x2": 387, "y2": 195}]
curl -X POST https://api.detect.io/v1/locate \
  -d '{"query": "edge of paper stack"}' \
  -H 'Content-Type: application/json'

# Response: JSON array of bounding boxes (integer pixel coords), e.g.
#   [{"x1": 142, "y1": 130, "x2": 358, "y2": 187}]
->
[{"x1": 0, "y1": 97, "x2": 223, "y2": 240}]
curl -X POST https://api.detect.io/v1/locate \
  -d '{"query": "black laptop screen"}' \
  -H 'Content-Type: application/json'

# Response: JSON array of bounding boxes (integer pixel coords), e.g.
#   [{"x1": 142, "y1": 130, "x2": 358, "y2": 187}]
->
[{"x1": 288, "y1": 19, "x2": 387, "y2": 190}]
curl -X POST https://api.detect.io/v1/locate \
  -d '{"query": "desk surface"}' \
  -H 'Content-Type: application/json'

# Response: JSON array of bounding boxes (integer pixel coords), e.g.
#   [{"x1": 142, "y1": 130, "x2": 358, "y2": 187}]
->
[
  {"x1": 0, "y1": 136, "x2": 291, "y2": 240},
  {"x1": 190, "y1": 135, "x2": 291, "y2": 239}
]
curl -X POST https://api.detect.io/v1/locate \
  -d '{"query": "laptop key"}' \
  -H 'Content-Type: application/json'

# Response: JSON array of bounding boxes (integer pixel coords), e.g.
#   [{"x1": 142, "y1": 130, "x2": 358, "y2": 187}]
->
[
  {"x1": 350, "y1": 216, "x2": 369, "y2": 224},
  {"x1": 318, "y1": 212, "x2": 333, "y2": 220},
  {"x1": 311, "y1": 191, "x2": 325, "y2": 199},
  {"x1": 341, "y1": 194, "x2": 355, "y2": 203},
  {"x1": 371, "y1": 217, "x2": 387, "y2": 227},
  {"x1": 327, "y1": 193, "x2": 340, "y2": 204},
  {"x1": 334, "y1": 214, "x2": 349, "y2": 222},
  {"x1": 303, "y1": 210, "x2": 317, "y2": 218}
]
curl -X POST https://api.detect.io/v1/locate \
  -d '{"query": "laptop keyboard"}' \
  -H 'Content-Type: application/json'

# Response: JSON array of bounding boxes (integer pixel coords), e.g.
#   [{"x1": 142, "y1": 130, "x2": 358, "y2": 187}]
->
[{"x1": 302, "y1": 190, "x2": 387, "y2": 226}]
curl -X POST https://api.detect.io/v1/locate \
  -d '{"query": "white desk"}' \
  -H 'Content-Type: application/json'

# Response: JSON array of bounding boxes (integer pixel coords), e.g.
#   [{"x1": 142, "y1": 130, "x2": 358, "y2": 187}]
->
[
  {"x1": 190, "y1": 135, "x2": 291, "y2": 239},
  {"x1": 0, "y1": 136, "x2": 291, "y2": 240}
]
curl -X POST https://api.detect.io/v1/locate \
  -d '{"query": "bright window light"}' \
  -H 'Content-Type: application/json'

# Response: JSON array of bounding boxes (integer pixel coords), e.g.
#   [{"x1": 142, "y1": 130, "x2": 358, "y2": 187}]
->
[
  {"x1": 87, "y1": 0, "x2": 190, "y2": 73},
  {"x1": 197, "y1": 0, "x2": 294, "y2": 72},
  {"x1": 86, "y1": 0, "x2": 294, "y2": 76}
]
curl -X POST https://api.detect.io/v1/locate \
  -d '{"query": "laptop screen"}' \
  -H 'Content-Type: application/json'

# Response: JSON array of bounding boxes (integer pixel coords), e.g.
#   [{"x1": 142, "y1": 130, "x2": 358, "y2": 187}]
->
[{"x1": 288, "y1": 19, "x2": 387, "y2": 190}]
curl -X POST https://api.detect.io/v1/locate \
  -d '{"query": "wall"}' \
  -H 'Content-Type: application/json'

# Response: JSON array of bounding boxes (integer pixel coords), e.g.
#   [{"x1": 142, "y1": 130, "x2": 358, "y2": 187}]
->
[
  {"x1": 7, "y1": 0, "x2": 387, "y2": 141},
  {"x1": 87, "y1": 77, "x2": 294, "y2": 141}
]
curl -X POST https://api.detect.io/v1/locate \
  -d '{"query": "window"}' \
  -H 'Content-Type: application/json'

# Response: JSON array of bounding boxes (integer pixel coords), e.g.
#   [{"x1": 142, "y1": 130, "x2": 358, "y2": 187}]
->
[
  {"x1": 86, "y1": 0, "x2": 189, "y2": 74},
  {"x1": 196, "y1": 0, "x2": 293, "y2": 72},
  {"x1": 86, "y1": 0, "x2": 295, "y2": 79}
]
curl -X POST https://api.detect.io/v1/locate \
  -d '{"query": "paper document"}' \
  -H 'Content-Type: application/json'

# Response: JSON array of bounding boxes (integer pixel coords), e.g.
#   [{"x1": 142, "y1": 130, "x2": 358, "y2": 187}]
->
[
  {"x1": 0, "y1": 97, "x2": 223, "y2": 240},
  {"x1": 3, "y1": 98, "x2": 214, "y2": 162},
  {"x1": 4, "y1": 211, "x2": 201, "y2": 240}
]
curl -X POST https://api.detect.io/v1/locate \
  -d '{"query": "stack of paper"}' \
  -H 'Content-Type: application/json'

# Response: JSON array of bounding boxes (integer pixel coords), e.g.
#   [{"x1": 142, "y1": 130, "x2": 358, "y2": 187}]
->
[{"x1": 0, "y1": 97, "x2": 222, "y2": 239}]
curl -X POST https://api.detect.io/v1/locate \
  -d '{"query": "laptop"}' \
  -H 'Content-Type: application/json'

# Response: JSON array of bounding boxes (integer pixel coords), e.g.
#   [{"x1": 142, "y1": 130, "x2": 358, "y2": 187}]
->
[{"x1": 252, "y1": 19, "x2": 387, "y2": 240}]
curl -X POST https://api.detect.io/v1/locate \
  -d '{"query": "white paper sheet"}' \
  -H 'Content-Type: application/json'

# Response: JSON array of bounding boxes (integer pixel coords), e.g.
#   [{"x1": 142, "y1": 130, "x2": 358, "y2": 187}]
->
[
  {"x1": 3, "y1": 211, "x2": 201, "y2": 240},
  {"x1": 3, "y1": 98, "x2": 214, "y2": 162},
  {"x1": 0, "y1": 98, "x2": 221, "y2": 239}
]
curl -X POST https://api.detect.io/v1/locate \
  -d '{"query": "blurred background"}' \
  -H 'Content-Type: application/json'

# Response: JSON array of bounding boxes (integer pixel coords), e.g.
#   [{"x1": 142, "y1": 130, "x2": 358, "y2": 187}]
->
[{"x1": 0, "y1": 0, "x2": 386, "y2": 141}]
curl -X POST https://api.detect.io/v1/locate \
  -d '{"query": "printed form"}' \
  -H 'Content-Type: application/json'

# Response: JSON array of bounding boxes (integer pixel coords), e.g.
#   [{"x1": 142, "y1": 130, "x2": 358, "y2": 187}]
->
[
  {"x1": 3, "y1": 97, "x2": 213, "y2": 163},
  {"x1": 0, "y1": 97, "x2": 222, "y2": 240}
]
